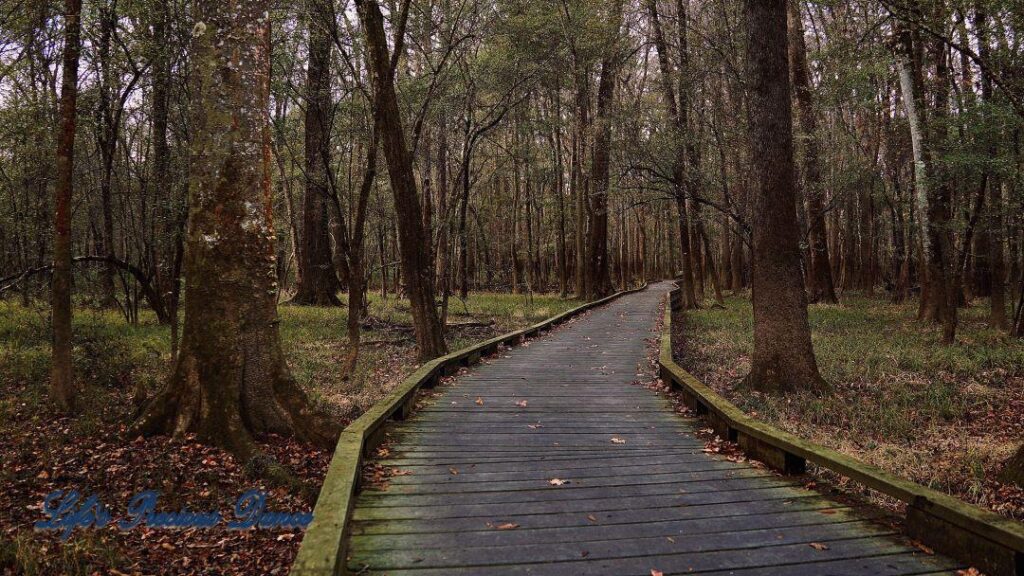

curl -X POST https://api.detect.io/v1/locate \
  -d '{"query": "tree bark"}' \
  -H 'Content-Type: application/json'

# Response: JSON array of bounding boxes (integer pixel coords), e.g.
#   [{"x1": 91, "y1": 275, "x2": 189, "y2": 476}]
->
[
  {"x1": 741, "y1": 0, "x2": 825, "y2": 393},
  {"x1": 345, "y1": 126, "x2": 379, "y2": 374},
  {"x1": 787, "y1": 0, "x2": 838, "y2": 304},
  {"x1": 572, "y1": 68, "x2": 590, "y2": 298},
  {"x1": 1001, "y1": 444, "x2": 1024, "y2": 487},
  {"x1": 51, "y1": 0, "x2": 83, "y2": 412},
  {"x1": 584, "y1": 0, "x2": 624, "y2": 300},
  {"x1": 975, "y1": 6, "x2": 1008, "y2": 329},
  {"x1": 646, "y1": 0, "x2": 697, "y2": 308},
  {"x1": 132, "y1": 0, "x2": 340, "y2": 461},
  {"x1": 293, "y1": 0, "x2": 342, "y2": 306},
  {"x1": 357, "y1": 0, "x2": 447, "y2": 360}
]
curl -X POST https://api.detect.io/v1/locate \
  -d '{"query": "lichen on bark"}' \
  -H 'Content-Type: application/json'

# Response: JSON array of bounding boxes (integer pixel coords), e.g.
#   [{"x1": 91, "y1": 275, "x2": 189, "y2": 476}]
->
[{"x1": 132, "y1": 0, "x2": 340, "y2": 473}]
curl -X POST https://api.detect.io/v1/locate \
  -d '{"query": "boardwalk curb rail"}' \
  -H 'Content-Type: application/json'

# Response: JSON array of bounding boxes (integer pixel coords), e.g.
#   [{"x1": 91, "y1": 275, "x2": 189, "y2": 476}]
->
[
  {"x1": 659, "y1": 287, "x2": 1024, "y2": 576},
  {"x1": 291, "y1": 284, "x2": 648, "y2": 576}
]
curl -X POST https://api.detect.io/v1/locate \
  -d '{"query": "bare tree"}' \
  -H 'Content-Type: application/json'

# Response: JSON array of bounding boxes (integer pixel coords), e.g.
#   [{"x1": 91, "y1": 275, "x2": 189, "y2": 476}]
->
[
  {"x1": 787, "y1": 0, "x2": 838, "y2": 305},
  {"x1": 51, "y1": 0, "x2": 83, "y2": 412},
  {"x1": 356, "y1": 0, "x2": 447, "y2": 360}
]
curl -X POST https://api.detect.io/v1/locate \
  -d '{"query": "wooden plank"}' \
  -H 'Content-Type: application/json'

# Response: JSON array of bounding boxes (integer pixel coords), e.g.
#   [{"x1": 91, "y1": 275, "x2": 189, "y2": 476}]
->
[
  {"x1": 349, "y1": 507, "x2": 877, "y2": 550},
  {"x1": 350, "y1": 496, "x2": 849, "y2": 536},
  {"x1": 350, "y1": 486, "x2": 817, "y2": 521},
  {"x1": 347, "y1": 521, "x2": 899, "y2": 569},
  {"x1": 355, "y1": 539, "x2": 952, "y2": 576},
  {"x1": 337, "y1": 284, "x2": 963, "y2": 576}
]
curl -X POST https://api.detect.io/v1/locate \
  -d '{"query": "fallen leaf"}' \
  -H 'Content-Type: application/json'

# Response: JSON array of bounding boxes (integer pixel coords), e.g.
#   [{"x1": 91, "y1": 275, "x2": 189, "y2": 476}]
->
[
  {"x1": 549, "y1": 478, "x2": 568, "y2": 486},
  {"x1": 809, "y1": 542, "x2": 829, "y2": 551},
  {"x1": 515, "y1": 400, "x2": 528, "y2": 407},
  {"x1": 610, "y1": 437, "x2": 627, "y2": 444},
  {"x1": 911, "y1": 540, "x2": 935, "y2": 555},
  {"x1": 475, "y1": 397, "x2": 484, "y2": 406},
  {"x1": 651, "y1": 570, "x2": 664, "y2": 576},
  {"x1": 586, "y1": 514, "x2": 597, "y2": 523},
  {"x1": 495, "y1": 522, "x2": 519, "y2": 530},
  {"x1": 449, "y1": 468, "x2": 459, "y2": 475}
]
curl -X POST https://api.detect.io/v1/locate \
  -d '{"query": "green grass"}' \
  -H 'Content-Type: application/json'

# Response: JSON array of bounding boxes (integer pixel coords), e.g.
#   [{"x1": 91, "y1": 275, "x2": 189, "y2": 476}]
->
[
  {"x1": 0, "y1": 291, "x2": 580, "y2": 426},
  {"x1": 678, "y1": 292, "x2": 1024, "y2": 514}
]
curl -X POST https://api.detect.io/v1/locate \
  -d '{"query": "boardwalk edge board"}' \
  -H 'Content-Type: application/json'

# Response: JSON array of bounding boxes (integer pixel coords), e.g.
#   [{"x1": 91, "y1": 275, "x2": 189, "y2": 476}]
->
[
  {"x1": 658, "y1": 286, "x2": 1024, "y2": 576},
  {"x1": 291, "y1": 283, "x2": 648, "y2": 576}
]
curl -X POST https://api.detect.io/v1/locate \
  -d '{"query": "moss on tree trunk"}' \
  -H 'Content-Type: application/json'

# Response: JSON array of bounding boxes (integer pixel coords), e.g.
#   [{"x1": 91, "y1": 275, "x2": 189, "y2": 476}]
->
[{"x1": 132, "y1": 0, "x2": 339, "y2": 463}]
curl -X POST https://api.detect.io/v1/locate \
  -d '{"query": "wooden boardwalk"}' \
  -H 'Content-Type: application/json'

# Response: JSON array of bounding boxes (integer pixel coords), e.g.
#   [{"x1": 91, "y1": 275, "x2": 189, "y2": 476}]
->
[{"x1": 346, "y1": 284, "x2": 961, "y2": 575}]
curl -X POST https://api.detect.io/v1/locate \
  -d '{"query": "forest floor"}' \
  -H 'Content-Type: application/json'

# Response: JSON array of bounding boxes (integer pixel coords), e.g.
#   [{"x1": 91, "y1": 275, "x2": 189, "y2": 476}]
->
[
  {"x1": 0, "y1": 291, "x2": 577, "y2": 576},
  {"x1": 674, "y1": 291, "x2": 1024, "y2": 521}
]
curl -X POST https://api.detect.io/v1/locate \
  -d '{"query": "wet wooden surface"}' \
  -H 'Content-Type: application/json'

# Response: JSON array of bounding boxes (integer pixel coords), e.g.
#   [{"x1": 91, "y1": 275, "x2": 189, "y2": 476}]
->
[{"x1": 347, "y1": 283, "x2": 960, "y2": 575}]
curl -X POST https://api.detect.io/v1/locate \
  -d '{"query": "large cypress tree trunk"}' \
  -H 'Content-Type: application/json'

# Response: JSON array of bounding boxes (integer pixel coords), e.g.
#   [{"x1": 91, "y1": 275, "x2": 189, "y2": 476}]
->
[
  {"x1": 132, "y1": 0, "x2": 340, "y2": 459},
  {"x1": 357, "y1": 0, "x2": 447, "y2": 360},
  {"x1": 787, "y1": 0, "x2": 838, "y2": 304},
  {"x1": 51, "y1": 0, "x2": 83, "y2": 412},
  {"x1": 293, "y1": 0, "x2": 342, "y2": 306},
  {"x1": 741, "y1": 0, "x2": 825, "y2": 394}
]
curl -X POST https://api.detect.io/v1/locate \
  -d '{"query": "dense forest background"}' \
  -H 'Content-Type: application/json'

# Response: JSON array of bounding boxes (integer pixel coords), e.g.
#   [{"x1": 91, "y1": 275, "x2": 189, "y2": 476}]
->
[
  {"x1": 2, "y1": 0, "x2": 1022, "y2": 341},
  {"x1": 1, "y1": 0, "x2": 1024, "y2": 573}
]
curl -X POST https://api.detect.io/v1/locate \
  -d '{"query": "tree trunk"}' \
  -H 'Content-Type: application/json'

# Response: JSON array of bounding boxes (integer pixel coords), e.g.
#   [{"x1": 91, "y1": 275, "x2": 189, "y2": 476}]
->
[
  {"x1": 1001, "y1": 444, "x2": 1024, "y2": 487},
  {"x1": 293, "y1": 0, "x2": 342, "y2": 306},
  {"x1": 96, "y1": 2, "x2": 118, "y2": 307},
  {"x1": 132, "y1": 0, "x2": 339, "y2": 461},
  {"x1": 584, "y1": 1, "x2": 623, "y2": 301},
  {"x1": 787, "y1": 0, "x2": 837, "y2": 304},
  {"x1": 741, "y1": 0, "x2": 825, "y2": 393},
  {"x1": 345, "y1": 126, "x2": 379, "y2": 374},
  {"x1": 552, "y1": 90, "x2": 569, "y2": 298},
  {"x1": 975, "y1": 6, "x2": 1008, "y2": 329},
  {"x1": 357, "y1": 0, "x2": 447, "y2": 360},
  {"x1": 51, "y1": 0, "x2": 82, "y2": 412},
  {"x1": 646, "y1": 0, "x2": 697, "y2": 308},
  {"x1": 572, "y1": 68, "x2": 589, "y2": 298}
]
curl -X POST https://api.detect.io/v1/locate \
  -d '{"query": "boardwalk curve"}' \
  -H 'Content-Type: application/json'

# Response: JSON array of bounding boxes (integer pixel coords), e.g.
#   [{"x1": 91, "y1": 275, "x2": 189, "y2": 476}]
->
[{"x1": 346, "y1": 283, "x2": 960, "y2": 575}]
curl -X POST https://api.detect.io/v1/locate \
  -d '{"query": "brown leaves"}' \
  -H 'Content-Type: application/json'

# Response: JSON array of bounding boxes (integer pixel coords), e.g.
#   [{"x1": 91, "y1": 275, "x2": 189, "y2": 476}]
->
[
  {"x1": 475, "y1": 397, "x2": 484, "y2": 406},
  {"x1": 809, "y1": 542, "x2": 829, "y2": 551},
  {"x1": 515, "y1": 400, "x2": 529, "y2": 408},
  {"x1": 494, "y1": 522, "x2": 519, "y2": 530},
  {"x1": 610, "y1": 436, "x2": 627, "y2": 444}
]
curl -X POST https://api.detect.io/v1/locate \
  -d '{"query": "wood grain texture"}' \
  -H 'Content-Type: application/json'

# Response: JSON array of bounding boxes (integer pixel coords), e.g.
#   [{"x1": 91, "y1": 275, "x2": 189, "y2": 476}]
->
[{"x1": 347, "y1": 283, "x2": 960, "y2": 575}]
